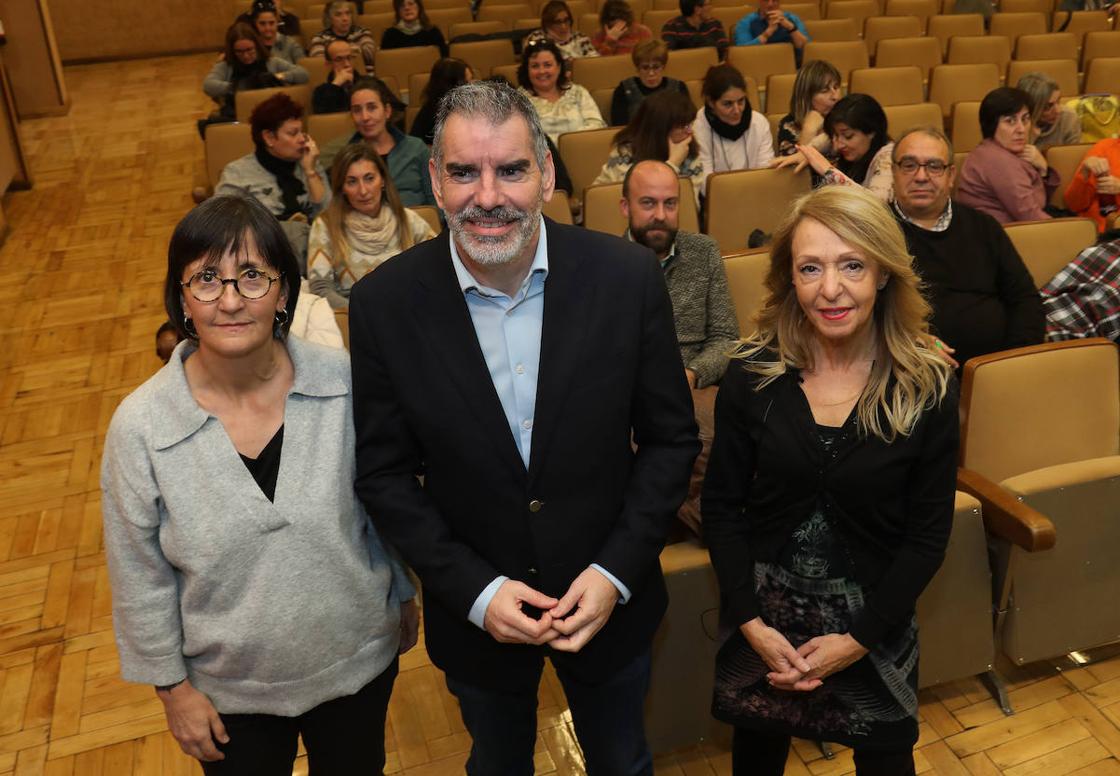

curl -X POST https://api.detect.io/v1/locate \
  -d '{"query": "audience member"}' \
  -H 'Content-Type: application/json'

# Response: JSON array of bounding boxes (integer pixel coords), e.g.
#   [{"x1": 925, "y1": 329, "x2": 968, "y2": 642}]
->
[
  {"x1": 594, "y1": 90, "x2": 703, "y2": 205},
  {"x1": 216, "y1": 93, "x2": 329, "y2": 249},
  {"x1": 250, "y1": 0, "x2": 304, "y2": 64},
  {"x1": 320, "y1": 77, "x2": 436, "y2": 206},
  {"x1": 155, "y1": 321, "x2": 181, "y2": 364},
  {"x1": 380, "y1": 0, "x2": 449, "y2": 57},
  {"x1": 694, "y1": 64, "x2": 773, "y2": 188},
  {"x1": 1064, "y1": 138, "x2": 1120, "y2": 232},
  {"x1": 308, "y1": 1, "x2": 377, "y2": 75},
  {"x1": 101, "y1": 195, "x2": 416, "y2": 774},
  {"x1": 523, "y1": 0, "x2": 600, "y2": 71},
  {"x1": 308, "y1": 144, "x2": 435, "y2": 309},
  {"x1": 312, "y1": 39, "x2": 359, "y2": 114},
  {"x1": 238, "y1": 0, "x2": 300, "y2": 37},
  {"x1": 348, "y1": 79, "x2": 698, "y2": 776},
  {"x1": 203, "y1": 23, "x2": 308, "y2": 125},
  {"x1": 661, "y1": 0, "x2": 730, "y2": 58},
  {"x1": 518, "y1": 39, "x2": 606, "y2": 143},
  {"x1": 775, "y1": 60, "x2": 839, "y2": 157},
  {"x1": 703, "y1": 185, "x2": 957, "y2": 776},
  {"x1": 591, "y1": 0, "x2": 654, "y2": 56},
  {"x1": 1043, "y1": 236, "x2": 1120, "y2": 342},
  {"x1": 291, "y1": 279, "x2": 345, "y2": 348},
  {"x1": 410, "y1": 58, "x2": 473, "y2": 145},
  {"x1": 1017, "y1": 72, "x2": 1081, "y2": 153},
  {"x1": 734, "y1": 0, "x2": 810, "y2": 65},
  {"x1": 610, "y1": 39, "x2": 690, "y2": 127},
  {"x1": 891, "y1": 127, "x2": 1045, "y2": 367},
  {"x1": 621, "y1": 160, "x2": 738, "y2": 536},
  {"x1": 957, "y1": 87, "x2": 1061, "y2": 224},
  {"x1": 777, "y1": 93, "x2": 894, "y2": 202}
]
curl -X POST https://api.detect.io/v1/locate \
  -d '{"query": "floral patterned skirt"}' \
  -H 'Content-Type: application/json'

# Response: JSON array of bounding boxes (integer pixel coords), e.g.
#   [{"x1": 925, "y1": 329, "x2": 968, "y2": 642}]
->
[{"x1": 711, "y1": 561, "x2": 920, "y2": 750}]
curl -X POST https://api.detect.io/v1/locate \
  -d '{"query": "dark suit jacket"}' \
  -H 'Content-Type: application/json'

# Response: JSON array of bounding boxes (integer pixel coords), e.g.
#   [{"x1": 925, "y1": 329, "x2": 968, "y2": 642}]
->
[{"x1": 349, "y1": 218, "x2": 700, "y2": 691}]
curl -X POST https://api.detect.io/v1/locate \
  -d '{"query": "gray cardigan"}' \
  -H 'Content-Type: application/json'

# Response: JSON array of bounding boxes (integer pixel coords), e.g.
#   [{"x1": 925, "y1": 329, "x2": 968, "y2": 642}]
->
[
  {"x1": 100, "y1": 336, "x2": 414, "y2": 716},
  {"x1": 664, "y1": 231, "x2": 740, "y2": 387},
  {"x1": 216, "y1": 153, "x2": 330, "y2": 221},
  {"x1": 202, "y1": 57, "x2": 309, "y2": 101}
]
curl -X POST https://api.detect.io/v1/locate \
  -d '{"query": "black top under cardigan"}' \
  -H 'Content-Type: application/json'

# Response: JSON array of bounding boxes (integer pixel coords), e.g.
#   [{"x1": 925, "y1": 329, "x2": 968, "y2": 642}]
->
[
  {"x1": 379, "y1": 26, "x2": 449, "y2": 57},
  {"x1": 701, "y1": 360, "x2": 959, "y2": 649}
]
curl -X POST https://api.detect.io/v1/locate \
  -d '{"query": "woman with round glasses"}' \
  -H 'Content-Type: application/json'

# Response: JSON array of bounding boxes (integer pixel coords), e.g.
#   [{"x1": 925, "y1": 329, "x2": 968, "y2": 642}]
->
[
  {"x1": 101, "y1": 195, "x2": 417, "y2": 774},
  {"x1": 523, "y1": 0, "x2": 599, "y2": 70},
  {"x1": 609, "y1": 38, "x2": 689, "y2": 126}
]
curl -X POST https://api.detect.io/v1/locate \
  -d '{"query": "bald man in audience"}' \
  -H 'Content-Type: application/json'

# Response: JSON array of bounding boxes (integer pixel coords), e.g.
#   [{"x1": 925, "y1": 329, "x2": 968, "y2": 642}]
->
[
  {"x1": 621, "y1": 159, "x2": 738, "y2": 536},
  {"x1": 890, "y1": 126, "x2": 1044, "y2": 368}
]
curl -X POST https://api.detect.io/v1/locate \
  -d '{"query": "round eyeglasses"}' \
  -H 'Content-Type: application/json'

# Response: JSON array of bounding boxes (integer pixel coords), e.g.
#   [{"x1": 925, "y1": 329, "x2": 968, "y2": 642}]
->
[
  {"x1": 893, "y1": 158, "x2": 949, "y2": 177},
  {"x1": 181, "y1": 267, "x2": 280, "y2": 302}
]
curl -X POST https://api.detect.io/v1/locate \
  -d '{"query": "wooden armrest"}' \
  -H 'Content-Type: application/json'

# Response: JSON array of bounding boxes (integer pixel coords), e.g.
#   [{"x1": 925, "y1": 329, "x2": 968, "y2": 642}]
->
[{"x1": 956, "y1": 468, "x2": 1056, "y2": 552}]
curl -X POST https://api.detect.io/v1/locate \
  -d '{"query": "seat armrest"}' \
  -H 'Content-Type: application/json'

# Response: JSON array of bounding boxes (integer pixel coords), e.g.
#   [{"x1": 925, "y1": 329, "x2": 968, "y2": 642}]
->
[{"x1": 956, "y1": 468, "x2": 1057, "y2": 552}]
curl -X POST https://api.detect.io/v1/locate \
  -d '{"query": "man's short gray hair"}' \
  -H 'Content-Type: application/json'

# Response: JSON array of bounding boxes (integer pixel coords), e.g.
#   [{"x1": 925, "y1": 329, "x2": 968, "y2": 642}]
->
[{"x1": 431, "y1": 80, "x2": 550, "y2": 173}]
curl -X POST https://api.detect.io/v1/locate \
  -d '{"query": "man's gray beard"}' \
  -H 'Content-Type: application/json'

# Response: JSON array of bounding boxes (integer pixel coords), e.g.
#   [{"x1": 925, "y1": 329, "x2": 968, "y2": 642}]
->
[{"x1": 447, "y1": 199, "x2": 543, "y2": 266}]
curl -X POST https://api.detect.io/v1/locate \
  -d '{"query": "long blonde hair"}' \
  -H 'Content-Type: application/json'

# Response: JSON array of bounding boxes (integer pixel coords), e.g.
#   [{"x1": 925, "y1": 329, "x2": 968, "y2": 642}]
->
[
  {"x1": 321, "y1": 143, "x2": 415, "y2": 272},
  {"x1": 735, "y1": 186, "x2": 950, "y2": 442}
]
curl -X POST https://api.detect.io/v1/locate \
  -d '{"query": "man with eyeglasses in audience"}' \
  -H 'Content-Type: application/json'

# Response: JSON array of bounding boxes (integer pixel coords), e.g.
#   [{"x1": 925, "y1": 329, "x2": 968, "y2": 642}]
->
[
  {"x1": 661, "y1": 0, "x2": 730, "y2": 59},
  {"x1": 312, "y1": 39, "x2": 358, "y2": 114},
  {"x1": 890, "y1": 127, "x2": 1045, "y2": 369}
]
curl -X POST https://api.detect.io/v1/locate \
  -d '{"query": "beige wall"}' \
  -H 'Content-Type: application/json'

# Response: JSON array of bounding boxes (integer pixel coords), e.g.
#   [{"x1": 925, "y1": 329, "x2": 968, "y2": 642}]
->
[{"x1": 49, "y1": 0, "x2": 239, "y2": 63}]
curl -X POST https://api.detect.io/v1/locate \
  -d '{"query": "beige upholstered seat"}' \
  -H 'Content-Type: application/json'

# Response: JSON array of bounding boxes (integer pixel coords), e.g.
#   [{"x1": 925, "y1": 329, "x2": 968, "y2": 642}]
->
[
  {"x1": 556, "y1": 125, "x2": 619, "y2": 204},
  {"x1": 581, "y1": 180, "x2": 700, "y2": 237},
  {"x1": 705, "y1": 168, "x2": 810, "y2": 256},
  {"x1": 1002, "y1": 217, "x2": 1098, "y2": 288},
  {"x1": 306, "y1": 111, "x2": 354, "y2": 147},
  {"x1": 722, "y1": 248, "x2": 770, "y2": 336},
  {"x1": 1045, "y1": 143, "x2": 1093, "y2": 208},
  {"x1": 664, "y1": 46, "x2": 721, "y2": 81},
  {"x1": 950, "y1": 100, "x2": 982, "y2": 153},
  {"x1": 476, "y1": 3, "x2": 534, "y2": 26},
  {"x1": 448, "y1": 20, "x2": 507, "y2": 39},
  {"x1": 448, "y1": 39, "x2": 518, "y2": 78},
  {"x1": 884, "y1": 0, "x2": 938, "y2": 23},
  {"x1": 875, "y1": 36, "x2": 942, "y2": 84},
  {"x1": 848, "y1": 66, "x2": 924, "y2": 106},
  {"x1": 947, "y1": 35, "x2": 1013, "y2": 75},
  {"x1": 1005, "y1": 59, "x2": 1079, "y2": 100},
  {"x1": 542, "y1": 190, "x2": 575, "y2": 225},
  {"x1": 989, "y1": 12, "x2": 1049, "y2": 52},
  {"x1": 765, "y1": 73, "x2": 797, "y2": 117},
  {"x1": 926, "y1": 12, "x2": 985, "y2": 58},
  {"x1": 571, "y1": 54, "x2": 635, "y2": 92},
  {"x1": 863, "y1": 15, "x2": 924, "y2": 57},
  {"x1": 1000, "y1": 0, "x2": 1050, "y2": 14},
  {"x1": 374, "y1": 46, "x2": 441, "y2": 95},
  {"x1": 957, "y1": 339, "x2": 1119, "y2": 667},
  {"x1": 427, "y1": 7, "x2": 474, "y2": 37},
  {"x1": 883, "y1": 101, "x2": 945, "y2": 137},
  {"x1": 802, "y1": 40, "x2": 870, "y2": 86},
  {"x1": 824, "y1": 0, "x2": 879, "y2": 28},
  {"x1": 1055, "y1": 11, "x2": 1112, "y2": 52},
  {"x1": 928, "y1": 62, "x2": 1000, "y2": 119},
  {"x1": 804, "y1": 17, "x2": 860, "y2": 41},
  {"x1": 643, "y1": 9, "x2": 677, "y2": 33},
  {"x1": 408, "y1": 205, "x2": 442, "y2": 235},
  {"x1": 205, "y1": 122, "x2": 254, "y2": 190},
  {"x1": 726, "y1": 44, "x2": 797, "y2": 106},
  {"x1": 1014, "y1": 32, "x2": 1078, "y2": 61},
  {"x1": 783, "y1": 1, "x2": 823, "y2": 19},
  {"x1": 1083, "y1": 55, "x2": 1120, "y2": 92},
  {"x1": 234, "y1": 84, "x2": 313, "y2": 123}
]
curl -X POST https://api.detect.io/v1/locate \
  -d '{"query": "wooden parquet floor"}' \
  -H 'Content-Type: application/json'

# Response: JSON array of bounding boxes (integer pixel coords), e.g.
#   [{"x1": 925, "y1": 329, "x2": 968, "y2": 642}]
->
[{"x1": 0, "y1": 52, "x2": 1118, "y2": 776}]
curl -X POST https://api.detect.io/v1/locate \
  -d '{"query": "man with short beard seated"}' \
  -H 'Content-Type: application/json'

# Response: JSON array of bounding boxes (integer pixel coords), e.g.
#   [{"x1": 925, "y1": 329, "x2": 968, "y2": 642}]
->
[{"x1": 622, "y1": 159, "x2": 738, "y2": 538}]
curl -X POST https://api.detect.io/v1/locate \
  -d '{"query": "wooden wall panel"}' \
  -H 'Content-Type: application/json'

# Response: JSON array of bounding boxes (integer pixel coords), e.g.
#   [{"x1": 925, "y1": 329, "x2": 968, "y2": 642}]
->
[
  {"x1": 0, "y1": 0, "x2": 68, "y2": 115},
  {"x1": 48, "y1": 0, "x2": 238, "y2": 63}
]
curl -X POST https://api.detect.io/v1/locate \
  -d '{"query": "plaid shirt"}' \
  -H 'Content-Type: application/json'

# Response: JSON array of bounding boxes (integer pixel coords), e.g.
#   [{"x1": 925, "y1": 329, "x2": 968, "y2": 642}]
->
[{"x1": 1042, "y1": 239, "x2": 1120, "y2": 342}]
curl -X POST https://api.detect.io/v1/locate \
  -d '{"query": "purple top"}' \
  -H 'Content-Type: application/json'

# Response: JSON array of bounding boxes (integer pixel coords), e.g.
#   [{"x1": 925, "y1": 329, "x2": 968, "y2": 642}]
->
[{"x1": 956, "y1": 138, "x2": 1060, "y2": 224}]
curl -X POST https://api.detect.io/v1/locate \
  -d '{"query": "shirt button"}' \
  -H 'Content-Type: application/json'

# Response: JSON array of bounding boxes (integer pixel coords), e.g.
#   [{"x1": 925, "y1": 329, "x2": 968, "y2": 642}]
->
[
  {"x1": 522, "y1": 419, "x2": 533, "y2": 430},
  {"x1": 515, "y1": 363, "x2": 525, "y2": 375},
  {"x1": 529, "y1": 499, "x2": 543, "y2": 512},
  {"x1": 528, "y1": 567, "x2": 539, "y2": 575}
]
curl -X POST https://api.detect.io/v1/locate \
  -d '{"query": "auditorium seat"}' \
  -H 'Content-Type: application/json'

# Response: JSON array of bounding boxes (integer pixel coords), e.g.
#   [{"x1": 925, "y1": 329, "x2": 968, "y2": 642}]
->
[
  {"x1": 572, "y1": 54, "x2": 636, "y2": 92},
  {"x1": 848, "y1": 66, "x2": 924, "y2": 106},
  {"x1": 408, "y1": 205, "x2": 442, "y2": 235},
  {"x1": 957, "y1": 339, "x2": 1119, "y2": 667},
  {"x1": 988, "y1": 12, "x2": 1049, "y2": 52},
  {"x1": 804, "y1": 17, "x2": 861, "y2": 41},
  {"x1": 1005, "y1": 59, "x2": 1079, "y2": 100},
  {"x1": 803, "y1": 40, "x2": 870, "y2": 86},
  {"x1": 950, "y1": 100, "x2": 982, "y2": 153},
  {"x1": 705, "y1": 168, "x2": 811, "y2": 255},
  {"x1": 664, "y1": 46, "x2": 720, "y2": 81},
  {"x1": 863, "y1": 15, "x2": 924, "y2": 58},
  {"x1": 727, "y1": 44, "x2": 797, "y2": 107},
  {"x1": 926, "y1": 13, "x2": 985, "y2": 58},
  {"x1": 476, "y1": 3, "x2": 534, "y2": 26},
  {"x1": 884, "y1": 0, "x2": 938, "y2": 24},
  {"x1": 426, "y1": 6, "x2": 474, "y2": 38},
  {"x1": 1053, "y1": 10, "x2": 1112, "y2": 51},
  {"x1": 557, "y1": 125, "x2": 619, "y2": 205},
  {"x1": 825, "y1": 0, "x2": 880, "y2": 29},
  {"x1": 306, "y1": 111, "x2": 354, "y2": 146},
  {"x1": 765, "y1": 73, "x2": 797, "y2": 117},
  {"x1": 883, "y1": 101, "x2": 945, "y2": 137},
  {"x1": 947, "y1": 35, "x2": 1012, "y2": 76},
  {"x1": 1083, "y1": 56, "x2": 1120, "y2": 93},
  {"x1": 928, "y1": 62, "x2": 1000, "y2": 120},
  {"x1": 1003, "y1": 217, "x2": 1098, "y2": 288},
  {"x1": 449, "y1": 39, "x2": 518, "y2": 78},
  {"x1": 1081, "y1": 31, "x2": 1120, "y2": 69},
  {"x1": 999, "y1": 0, "x2": 1050, "y2": 14},
  {"x1": 235, "y1": 84, "x2": 313, "y2": 123},
  {"x1": 875, "y1": 36, "x2": 942, "y2": 85},
  {"x1": 1014, "y1": 32, "x2": 1078, "y2": 62},
  {"x1": 542, "y1": 190, "x2": 575, "y2": 224},
  {"x1": 205, "y1": 122, "x2": 254, "y2": 190},
  {"x1": 374, "y1": 46, "x2": 441, "y2": 97},
  {"x1": 1045, "y1": 143, "x2": 1093, "y2": 209},
  {"x1": 448, "y1": 20, "x2": 508, "y2": 39},
  {"x1": 722, "y1": 248, "x2": 769, "y2": 336}
]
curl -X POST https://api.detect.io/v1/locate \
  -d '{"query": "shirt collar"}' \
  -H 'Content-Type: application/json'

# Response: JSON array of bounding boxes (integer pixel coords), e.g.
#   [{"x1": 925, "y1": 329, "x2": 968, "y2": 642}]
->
[
  {"x1": 624, "y1": 229, "x2": 677, "y2": 268},
  {"x1": 891, "y1": 197, "x2": 953, "y2": 232},
  {"x1": 449, "y1": 215, "x2": 549, "y2": 297}
]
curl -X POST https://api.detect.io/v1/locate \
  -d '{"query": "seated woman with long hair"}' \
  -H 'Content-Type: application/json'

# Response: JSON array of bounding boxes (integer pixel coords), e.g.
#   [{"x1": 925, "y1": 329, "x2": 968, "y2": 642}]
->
[
  {"x1": 523, "y1": 0, "x2": 599, "y2": 70},
  {"x1": 1017, "y1": 72, "x2": 1081, "y2": 154},
  {"x1": 308, "y1": 1, "x2": 377, "y2": 75},
  {"x1": 308, "y1": 144, "x2": 435, "y2": 310},
  {"x1": 203, "y1": 22, "x2": 308, "y2": 124},
  {"x1": 593, "y1": 89, "x2": 704, "y2": 206},
  {"x1": 774, "y1": 59, "x2": 840, "y2": 158},
  {"x1": 517, "y1": 39, "x2": 605, "y2": 144},
  {"x1": 409, "y1": 57, "x2": 473, "y2": 146},
  {"x1": 704, "y1": 185, "x2": 956, "y2": 776},
  {"x1": 694, "y1": 63, "x2": 774, "y2": 191},
  {"x1": 249, "y1": 0, "x2": 304, "y2": 64},
  {"x1": 380, "y1": 0, "x2": 448, "y2": 57},
  {"x1": 776, "y1": 93, "x2": 894, "y2": 202}
]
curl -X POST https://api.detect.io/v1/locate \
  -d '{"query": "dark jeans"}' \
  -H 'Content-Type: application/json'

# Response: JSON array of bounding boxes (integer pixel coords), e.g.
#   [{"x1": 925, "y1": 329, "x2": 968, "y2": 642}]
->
[
  {"x1": 732, "y1": 727, "x2": 916, "y2": 776},
  {"x1": 446, "y1": 649, "x2": 654, "y2": 776},
  {"x1": 200, "y1": 658, "x2": 399, "y2": 776}
]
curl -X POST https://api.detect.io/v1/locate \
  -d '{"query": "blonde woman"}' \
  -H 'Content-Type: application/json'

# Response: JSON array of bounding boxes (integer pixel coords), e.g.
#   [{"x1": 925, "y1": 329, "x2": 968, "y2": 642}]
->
[
  {"x1": 308, "y1": 144, "x2": 435, "y2": 310},
  {"x1": 774, "y1": 59, "x2": 841, "y2": 157},
  {"x1": 702, "y1": 186, "x2": 958, "y2": 776}
]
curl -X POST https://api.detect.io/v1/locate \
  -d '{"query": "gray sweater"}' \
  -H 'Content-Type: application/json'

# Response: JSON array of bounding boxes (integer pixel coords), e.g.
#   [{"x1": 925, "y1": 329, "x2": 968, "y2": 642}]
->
[
  {"x1": 100, "y1": 336, "x2": 414, "y2": 716},
  {"x1": 216, "y1": 153, "x2": 330, "y2": 221},
  {"x1": 663, "y1": 231, "x2": 740, "y2": 387}
]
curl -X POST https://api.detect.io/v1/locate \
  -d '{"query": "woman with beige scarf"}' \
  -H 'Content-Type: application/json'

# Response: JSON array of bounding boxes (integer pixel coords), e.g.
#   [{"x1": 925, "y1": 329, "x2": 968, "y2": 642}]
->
[{"x1": 308, "y1": 144, "x2": 435, "y2": 310}]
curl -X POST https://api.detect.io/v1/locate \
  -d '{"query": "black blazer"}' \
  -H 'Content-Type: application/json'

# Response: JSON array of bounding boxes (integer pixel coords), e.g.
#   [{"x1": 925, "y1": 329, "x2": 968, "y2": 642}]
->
[{"x1": 349, "y1": 219, "x2": 700, "y2": 691}]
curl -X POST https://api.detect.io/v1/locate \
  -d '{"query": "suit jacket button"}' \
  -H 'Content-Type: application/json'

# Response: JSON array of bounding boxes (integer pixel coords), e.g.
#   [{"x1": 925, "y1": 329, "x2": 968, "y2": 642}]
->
[
  {"x1": 528, "y1": 567, "x2": 539, "y2": 575},
  {"x1": 528, "y1": 499, "x2": 543, "y2": 513}
]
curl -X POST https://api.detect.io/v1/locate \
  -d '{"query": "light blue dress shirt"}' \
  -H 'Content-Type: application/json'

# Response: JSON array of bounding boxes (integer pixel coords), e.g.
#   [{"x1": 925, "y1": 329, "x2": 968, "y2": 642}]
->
[{"x1": 449, "y1": 219, "x2": 631, "y2": 629}]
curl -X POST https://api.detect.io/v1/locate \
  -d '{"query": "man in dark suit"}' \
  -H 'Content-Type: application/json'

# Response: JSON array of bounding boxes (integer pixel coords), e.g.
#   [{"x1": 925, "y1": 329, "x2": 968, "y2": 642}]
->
[{"x1": 349, "y1": 80, "x2": 699, "y2": 774}]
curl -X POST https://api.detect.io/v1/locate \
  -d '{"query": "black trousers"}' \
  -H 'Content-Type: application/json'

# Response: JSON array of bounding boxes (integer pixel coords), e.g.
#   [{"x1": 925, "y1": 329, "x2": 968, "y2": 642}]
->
[
  {"x1": 732, "y1": 727, "x2": 916, "y2": 776},
  {"x1": 201, "y1": 659, "x2": 398, "y2": 776}
]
